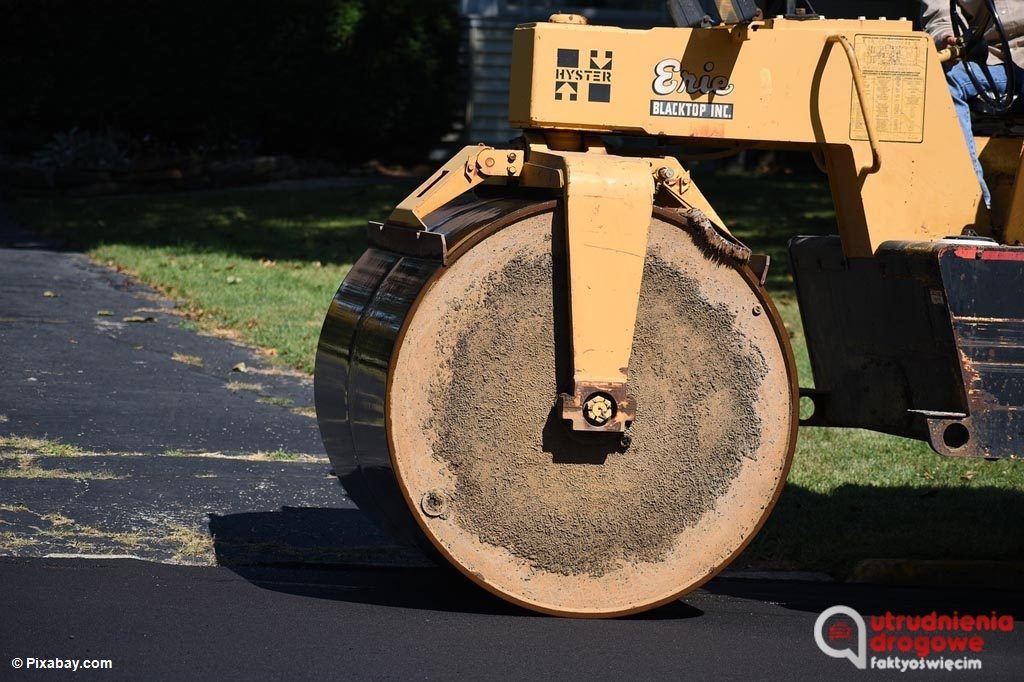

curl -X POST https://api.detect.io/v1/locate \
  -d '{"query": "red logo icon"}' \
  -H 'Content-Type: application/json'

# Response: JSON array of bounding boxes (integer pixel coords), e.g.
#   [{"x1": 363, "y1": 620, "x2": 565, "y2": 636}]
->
[{"x1": 829, "y1": 621, "x2": 854, "y2": 641}]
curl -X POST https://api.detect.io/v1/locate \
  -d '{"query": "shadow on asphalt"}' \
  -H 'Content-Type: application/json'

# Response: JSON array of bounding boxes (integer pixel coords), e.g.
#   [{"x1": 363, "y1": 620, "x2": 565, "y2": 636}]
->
[
  {"x1": 747, "y1": 484, "x2": 1024, "y2": 576},
  {"x1": 208, "y1": 504, "x2": 1024, "y2": 621},
  {"x1": 208, "y1": 498, "x2": 1024, "y2": 619},
  {"x1": 229, "y1": 562, "x2": 705, "y2": 620},
  {"x1": 210, "y1": 507, "x2": 399, "y2": 566},
  {"x1": 208, "y1": 506, "x2": 705, "y2": 620},
  {"x1": 705, "y1": 579, "x2": 1024, "y2": 619}
]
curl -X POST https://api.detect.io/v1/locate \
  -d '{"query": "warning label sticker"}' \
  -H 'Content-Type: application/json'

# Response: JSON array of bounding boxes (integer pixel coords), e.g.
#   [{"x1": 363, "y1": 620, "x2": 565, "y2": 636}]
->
[{"x1": 850, "y1": 34, "x2": 928, "y2": 144}]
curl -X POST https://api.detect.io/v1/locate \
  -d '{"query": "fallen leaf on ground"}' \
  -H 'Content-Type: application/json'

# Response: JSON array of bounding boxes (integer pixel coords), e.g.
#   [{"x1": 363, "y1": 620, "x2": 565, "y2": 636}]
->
[
  {"x1": 42, "y1": 291, "x2": 58, "y2": 298},
  {"x1": 960, "y1": 471, "x2": 976, "y2": 481},
  {"x1": 172, "y1": 353, "x2": 204, "y2": 368},
  {"x1": 225, "y1": 381, "x2": 263, "y2": 392},
  {"x1": 96, "y1": 310, "x2": 114, "y2": 317},
  {"x1": 226, "y1": 276, "x2": 242, "y2": 284},
  {"x1": 200, "y1": 328, "x2": 241, "y2": 341},
  {"x1": 122, "y1": 316, "x2": 156, "y2": 323},
  {"x1": 257, "y1": 396, "x2": 294, "y2": 407},
  {"x1": 231, "y1": 362, "x2": 249, "y2": 373}
]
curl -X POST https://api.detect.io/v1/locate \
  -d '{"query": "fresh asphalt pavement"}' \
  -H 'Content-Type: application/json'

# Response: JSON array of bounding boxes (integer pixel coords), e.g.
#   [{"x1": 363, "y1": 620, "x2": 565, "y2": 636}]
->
[
  {"x1": 0, "y1": 211, "x2": 1022, "y2": 680},
  {"x1": 1, "y1": 558, "x2": 1022, "y2": 680}
]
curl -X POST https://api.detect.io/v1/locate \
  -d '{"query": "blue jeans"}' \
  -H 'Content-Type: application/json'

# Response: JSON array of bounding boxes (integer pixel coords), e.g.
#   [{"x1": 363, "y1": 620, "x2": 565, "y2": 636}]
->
[{"x1": 946, "y1": 61, "x2": 1024, "y2": 208}]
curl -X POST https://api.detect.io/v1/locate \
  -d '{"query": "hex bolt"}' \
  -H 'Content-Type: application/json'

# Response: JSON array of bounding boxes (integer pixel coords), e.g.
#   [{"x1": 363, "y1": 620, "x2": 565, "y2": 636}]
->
[
  {"x1": 507, "y1": 166, "x2": 517, "y2": 175},
  {"x1": 752, "y1": 305, "x2": 763, "y2": 316},
  {"x1": 583, "y1": 395, "x2": 614, "y2": 426},
  {"x1": 421, "y1": 490, "x2": 449, "y2": 519},
  {"x1": 507, "y1": 152, "x2": 517, "y2": 163},
  {"x1": 657, "y1": 167, "x2": 676, "y2": 182}
]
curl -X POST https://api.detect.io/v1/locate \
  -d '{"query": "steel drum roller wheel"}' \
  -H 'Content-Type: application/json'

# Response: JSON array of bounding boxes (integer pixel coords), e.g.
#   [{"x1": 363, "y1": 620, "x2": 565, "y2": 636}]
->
[
  {"x1": 315, "y1": 199, "x2": 798, "y2": 617},
  {"x1": 389, "y1": 205, "x2": 796, "y2": 617}
]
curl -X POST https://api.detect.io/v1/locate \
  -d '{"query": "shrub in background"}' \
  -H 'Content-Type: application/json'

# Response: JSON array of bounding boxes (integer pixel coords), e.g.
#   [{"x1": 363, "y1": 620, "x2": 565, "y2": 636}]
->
[
  {"x1": 0, "y1": 0, "x2": 461, "y2": 161},
  {"x1": 31, "y1": 129, "x2": 130, "y2": 171}
]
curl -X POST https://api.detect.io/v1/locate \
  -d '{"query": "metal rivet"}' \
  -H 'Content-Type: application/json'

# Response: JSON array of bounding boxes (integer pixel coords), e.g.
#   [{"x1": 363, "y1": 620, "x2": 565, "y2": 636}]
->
[
  {"x1": 421, "y1": 490, "x2": 448, "y2": 518},
  {"x1": 752, "y1": 305, "x2": 763, "y2": 316}
]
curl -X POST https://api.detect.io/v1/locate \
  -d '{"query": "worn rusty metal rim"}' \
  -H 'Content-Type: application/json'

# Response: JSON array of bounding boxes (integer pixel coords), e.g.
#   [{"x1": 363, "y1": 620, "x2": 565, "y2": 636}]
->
[{"x1": 384, "y1": 198, "x2": 799, "y2": 618}]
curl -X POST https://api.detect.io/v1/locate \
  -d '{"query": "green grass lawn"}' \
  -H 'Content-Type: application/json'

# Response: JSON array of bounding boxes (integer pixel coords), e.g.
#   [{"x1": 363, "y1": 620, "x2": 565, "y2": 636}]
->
[
  {"x1": 9, "y1": 171, "x2": 1024, "y2": 575},
  {"x1": 10, "y1": 183, "x2": 414, "y2": 372}
]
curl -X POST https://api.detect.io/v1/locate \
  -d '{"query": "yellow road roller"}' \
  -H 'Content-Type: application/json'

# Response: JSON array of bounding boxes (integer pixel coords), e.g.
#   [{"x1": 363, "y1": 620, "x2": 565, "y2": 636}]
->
[{"x1": 315, "y1": 2, "x2": 1024, "y2": 616}]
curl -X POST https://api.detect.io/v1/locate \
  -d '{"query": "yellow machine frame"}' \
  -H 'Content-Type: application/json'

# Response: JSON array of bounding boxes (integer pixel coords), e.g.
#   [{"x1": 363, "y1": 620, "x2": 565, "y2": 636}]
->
[{"x1": 386, "y1": 15, "x2": 1023, "y2": 432}]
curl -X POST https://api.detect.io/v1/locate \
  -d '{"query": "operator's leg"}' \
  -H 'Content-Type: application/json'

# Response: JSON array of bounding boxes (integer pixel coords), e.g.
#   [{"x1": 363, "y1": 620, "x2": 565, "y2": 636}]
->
[{"x1": 946, "y1": 62, "x2": 992, "y2": 207}]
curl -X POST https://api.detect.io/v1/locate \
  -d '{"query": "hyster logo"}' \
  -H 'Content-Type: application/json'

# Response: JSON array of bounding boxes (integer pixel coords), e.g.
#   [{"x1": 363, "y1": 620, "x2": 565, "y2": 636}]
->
[{"x1": 555, "y1": 48, "x2": 613, "y2": 103}]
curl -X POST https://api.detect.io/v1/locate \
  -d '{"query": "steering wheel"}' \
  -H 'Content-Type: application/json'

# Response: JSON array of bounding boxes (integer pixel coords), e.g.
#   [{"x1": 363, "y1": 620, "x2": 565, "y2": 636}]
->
[{"x1": 950, "y1": 0, "x2": 1016, "y2": 113}]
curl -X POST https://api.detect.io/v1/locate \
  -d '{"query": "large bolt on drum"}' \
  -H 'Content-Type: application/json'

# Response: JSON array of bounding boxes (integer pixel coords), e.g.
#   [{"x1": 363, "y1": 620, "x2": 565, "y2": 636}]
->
[{"x1": 315, "y1": 195, "x2": 798, "y2": 617}]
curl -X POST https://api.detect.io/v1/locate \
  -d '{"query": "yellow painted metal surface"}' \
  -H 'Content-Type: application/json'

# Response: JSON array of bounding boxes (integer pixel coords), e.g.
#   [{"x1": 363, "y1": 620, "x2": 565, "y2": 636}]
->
[
  {"x1": 561, "y1": 152, "x2": 653, "y2": 388},
  {"x1": 511, "y1": 137, "x2": 658, "y2": 431},
  {"x1": 1004, "y1": 145, "x2": 1024, "y2": 244},
  {"x1": 977, "y1": 136, "x2": 1024, "y2": 239},
  {"x1": 509, "y1": 18, "x2": 986, "y2": 256},
  {"x1": 380, "y1": 16, "x2": 1011, "y2": 429},
  {"x1": 384, "y1": 136, "x2": 665, "y2": 427},
  {"x1": 390, "y1": 145, "x2": 524, "y2": 229}
]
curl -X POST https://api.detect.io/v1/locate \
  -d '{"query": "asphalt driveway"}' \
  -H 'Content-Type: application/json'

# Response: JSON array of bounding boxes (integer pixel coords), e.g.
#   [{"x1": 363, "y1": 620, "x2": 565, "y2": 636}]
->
[{"x1": 0, "y1": 212, "x2": 416, "y2": 567}]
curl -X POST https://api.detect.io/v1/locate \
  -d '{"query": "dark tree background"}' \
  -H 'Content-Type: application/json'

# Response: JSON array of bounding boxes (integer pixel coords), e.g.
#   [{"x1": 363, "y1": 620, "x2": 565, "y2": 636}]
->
[{"x1": 0, "y1": 0, "x2": 461, "y2": 161}]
